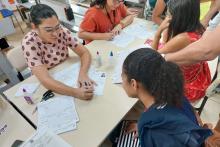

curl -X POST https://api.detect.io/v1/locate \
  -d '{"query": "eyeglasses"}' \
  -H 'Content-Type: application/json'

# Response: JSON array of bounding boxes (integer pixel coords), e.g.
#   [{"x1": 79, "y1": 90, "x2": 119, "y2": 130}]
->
[{"x1": 40, "y1": 24, "x2": 61, "y2": 33}]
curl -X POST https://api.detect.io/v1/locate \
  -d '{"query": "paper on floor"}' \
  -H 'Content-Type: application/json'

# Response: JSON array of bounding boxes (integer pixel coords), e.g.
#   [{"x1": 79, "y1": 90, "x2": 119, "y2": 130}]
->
[
  {"x1": 15, "y1": 83, "x2": 40, "y2": 97},
  {"x1": 20, "y1": 129, "x2": 72, "y2": 147},
  {"x1": 37, "y1": 96, "x2": 78, "y2": 134}
]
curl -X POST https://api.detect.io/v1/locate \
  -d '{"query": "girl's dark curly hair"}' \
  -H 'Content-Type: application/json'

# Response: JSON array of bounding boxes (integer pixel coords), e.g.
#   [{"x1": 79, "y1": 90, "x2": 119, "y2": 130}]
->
[{"x1": 123, "y1": 48, "x2": 184, "y2": 106}]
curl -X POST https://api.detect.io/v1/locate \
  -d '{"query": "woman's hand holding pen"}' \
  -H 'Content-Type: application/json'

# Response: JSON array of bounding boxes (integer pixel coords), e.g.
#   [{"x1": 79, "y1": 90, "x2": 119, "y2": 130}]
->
[
  {"x1": 75, "y1": 85, "x2": 94, "y2": 100},
  {"x1": 77, "y1": 73, "x2": 97, "y2": 100},
  {"x1": 77, "y1": 74, "x2": 97, "y2": 88},
  {"x1": 111, "y1": 24, "x2": 123, "y2": 36}
]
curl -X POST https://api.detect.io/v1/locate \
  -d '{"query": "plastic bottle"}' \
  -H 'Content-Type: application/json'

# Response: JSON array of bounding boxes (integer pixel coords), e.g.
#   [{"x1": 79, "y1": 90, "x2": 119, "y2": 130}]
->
[
  {"x1": 96, "y1": 51, "x2": 102, "y2": 67},
  {"x1": 23, "y1": 88, "x2": 34, "y2": 104},
  {"x1": 108, "y1": 51, "x2": 114, "y2": 67}
]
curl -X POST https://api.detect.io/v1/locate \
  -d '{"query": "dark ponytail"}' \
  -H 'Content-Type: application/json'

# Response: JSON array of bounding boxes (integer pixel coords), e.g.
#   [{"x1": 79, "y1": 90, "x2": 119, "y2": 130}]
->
[
  {"x1": 90, "y1": 0, "x2": 106, "y2": 8},
  {"x1": 123, "y1": 48, "x2": 184, "y2": 106},
  {"x1": 30, "y1": 4, "x2": 58, "y2": 26}
]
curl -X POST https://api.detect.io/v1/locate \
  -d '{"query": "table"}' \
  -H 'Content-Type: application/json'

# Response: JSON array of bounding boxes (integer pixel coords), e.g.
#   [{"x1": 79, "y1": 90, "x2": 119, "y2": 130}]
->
[
  {"x1": 0, "y1": 97, "x2": 35, "y2": 147},
  {"x1": 3, "y1": 18, "x2": 154, "y2": 147}
]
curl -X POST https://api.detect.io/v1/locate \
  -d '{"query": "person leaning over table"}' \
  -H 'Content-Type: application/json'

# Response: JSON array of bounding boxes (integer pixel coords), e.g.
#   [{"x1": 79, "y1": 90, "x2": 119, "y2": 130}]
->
[
  {"x1": 78, "y1": 0, "x2": 136, "y2": 44},
  {"x1": 22, "y1": 4, "x2": 95, "y2": 100}
]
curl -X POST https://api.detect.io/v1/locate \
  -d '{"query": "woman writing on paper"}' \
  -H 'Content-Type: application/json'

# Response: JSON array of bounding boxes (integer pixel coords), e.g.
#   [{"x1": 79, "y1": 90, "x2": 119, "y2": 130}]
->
[
  {"x1": 22, "y1": 4, "x2": 95, "y2": 100},
  {"x1": 78, "y1": 0, "x2": 135, "y2": 44}
]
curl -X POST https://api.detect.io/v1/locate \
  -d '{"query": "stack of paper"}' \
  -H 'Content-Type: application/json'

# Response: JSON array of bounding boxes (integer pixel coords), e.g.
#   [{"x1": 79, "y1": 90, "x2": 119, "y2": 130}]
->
[
  {"x1": 37, "y1": 96, "x2": 79, "y2": 134},
  {"x1": 15, "y1": 83, "x2": 40, "y2": 97},
  {"x1": 52, "y1": 63, "x2": 106, "y2": 96},
  {"x1": 21, "y1": 130, "x2": 72, "y2": 147}
]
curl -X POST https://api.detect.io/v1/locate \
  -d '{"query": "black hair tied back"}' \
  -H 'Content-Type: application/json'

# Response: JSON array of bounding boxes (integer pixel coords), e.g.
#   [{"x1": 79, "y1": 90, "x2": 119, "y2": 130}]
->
[
  {"x1": 123, "y1": 48, "x2": 184, "y2": 106},
  {"x1": 30, "y1": 4, "x2": 58, "y2": 26}
]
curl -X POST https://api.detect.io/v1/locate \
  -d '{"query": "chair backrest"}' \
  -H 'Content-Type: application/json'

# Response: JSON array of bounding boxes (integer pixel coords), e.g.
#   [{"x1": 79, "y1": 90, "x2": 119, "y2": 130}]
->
[
  {"x1": 206, "y1": 57, "x2": 220, "y2": 97},
  {"x1": 208, "y1": 57, "x2": 219, "y2": 80},
  {"x1": 6, "y1": 46, "x2": 27, "y2": 72}
]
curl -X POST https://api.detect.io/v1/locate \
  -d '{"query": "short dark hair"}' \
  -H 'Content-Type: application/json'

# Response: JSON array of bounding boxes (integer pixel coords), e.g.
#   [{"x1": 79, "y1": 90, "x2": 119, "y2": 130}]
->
[
  {"x1": 167, "y1": 0, "x2": 204, "y2": 41},
  {"x1": 123, "y1": 48, "x2": 184, "y2": 106},
  {"x1": 30, "y1": 4, "x2": 58, "y2": 26},
  {"x1": 90, "y1": 0, "x2": 106, "y2": 8}
]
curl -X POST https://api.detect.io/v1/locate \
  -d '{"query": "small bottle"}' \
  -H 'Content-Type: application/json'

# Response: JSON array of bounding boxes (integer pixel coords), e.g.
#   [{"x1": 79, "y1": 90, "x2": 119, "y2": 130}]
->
[
  {"x1": 96, "y1": 51, "x2": 102, "y2": 67},
  {"x1": 108, "y1": 51, "x2": 114, "y2": 67},
  {"x1": 23, "y1": 88, "x2": 34, "y2": 104}
]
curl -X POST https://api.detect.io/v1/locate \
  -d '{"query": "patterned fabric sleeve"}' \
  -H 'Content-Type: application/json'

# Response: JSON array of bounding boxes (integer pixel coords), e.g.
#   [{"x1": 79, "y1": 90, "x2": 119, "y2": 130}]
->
[
  {"x1": 22, "y1": 36, "x2": 43, "y2": 68},
  {"x1": 63, "y1": 28, "x2": 79, "y2": 49}
]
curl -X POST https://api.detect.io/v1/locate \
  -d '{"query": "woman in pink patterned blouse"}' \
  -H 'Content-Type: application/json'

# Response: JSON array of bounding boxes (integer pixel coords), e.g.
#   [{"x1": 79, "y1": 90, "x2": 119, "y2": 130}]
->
[{"x1": 22, "y1": 4, "x2": 95, "y2": 100}]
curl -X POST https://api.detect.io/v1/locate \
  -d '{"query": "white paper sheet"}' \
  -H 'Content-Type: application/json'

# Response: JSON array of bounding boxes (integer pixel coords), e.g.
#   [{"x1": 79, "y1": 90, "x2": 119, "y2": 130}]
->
[
  {"x1": 37, "y1": 96, "x2": 78, "y2": 134},
  {"x1": 21, "y1": 130, "x2": 72, "y2": 147},
  {"x1": 15, "y1": 83, "x2": 40, "y2": 97},
  {"x1": 112, "y1": 44, "x2": 151, "y2": 84},
  {"x1": 52, "y1": 64, "x2": 106, "y2": 96},
  {"x1": 109, "y1": 32, "x2": 135, "y2": 48},
  {"x1": 123, "y1": 22, "x2": 157, "y2": 39}
]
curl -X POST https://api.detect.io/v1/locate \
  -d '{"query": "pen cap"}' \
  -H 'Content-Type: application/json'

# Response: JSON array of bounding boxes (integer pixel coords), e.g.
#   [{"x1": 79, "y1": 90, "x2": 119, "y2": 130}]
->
[
  {"x1": 22, "y1": 88, "x2": 26, "y2": 93},
  {"x1": 110, "y1": 51, "x2": 113, "y2": 56}
]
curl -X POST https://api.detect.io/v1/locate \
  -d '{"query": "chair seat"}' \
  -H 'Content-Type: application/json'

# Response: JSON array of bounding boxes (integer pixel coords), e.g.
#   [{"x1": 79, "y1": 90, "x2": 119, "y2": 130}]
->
[
  {"x1": 6, "y1": 46, "x2": 27, "y2": 72},
  {"x1": 0, "y1": 9, "x2": 13, "y2": 18}
]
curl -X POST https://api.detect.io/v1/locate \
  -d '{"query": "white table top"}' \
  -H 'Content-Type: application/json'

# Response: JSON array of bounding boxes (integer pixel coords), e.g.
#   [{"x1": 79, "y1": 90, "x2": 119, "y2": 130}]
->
[
  {"x1": 3, "y1": 18, "x2": 154, "y2": 147},
  {"x1": 0, "y1": 97, "x2": 35, "y2": 147}
]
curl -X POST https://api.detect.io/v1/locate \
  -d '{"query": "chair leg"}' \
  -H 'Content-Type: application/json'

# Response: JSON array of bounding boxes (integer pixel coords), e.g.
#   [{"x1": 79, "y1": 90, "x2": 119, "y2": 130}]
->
[
  {"x1": 12, "y1": 14, "x2": 24, "y2": 34},
  {"x1": 17, "y1": 72, "x2": 24, "y2": 81},
  {"x1": 195, "y1": 96, "x2": 209, "y2": 115}
]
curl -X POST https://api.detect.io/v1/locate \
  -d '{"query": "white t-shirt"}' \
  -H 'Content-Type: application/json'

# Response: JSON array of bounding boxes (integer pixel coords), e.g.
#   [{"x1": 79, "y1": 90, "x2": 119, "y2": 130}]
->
[{"x1": 207, "y1": 11, "x2": 220, "y2": 30}]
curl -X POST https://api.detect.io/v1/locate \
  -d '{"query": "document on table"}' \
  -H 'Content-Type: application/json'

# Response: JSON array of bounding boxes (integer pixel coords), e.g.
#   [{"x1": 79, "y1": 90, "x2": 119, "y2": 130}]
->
[
  {"x1": 52, "y1": 64, "x2": 106, "y2": 96},
  {"x1": 123, "y1": 22, "x2": 156, "y2": 39},
  {"x1": 21, "y1": 130, "x2": 72, "y2": 147},
  {"x1": 37, "y1": 96, "x2": 78, "y2": 134},
  {"x1": 112, "y1": 44, "x2": 151, "y2": 84},
  {"x1": 15, "y1": 83, "x2": 40, "y2": 97},
  {"x1": 109, "y1": 32, "x2": 135, "y2": 48}
]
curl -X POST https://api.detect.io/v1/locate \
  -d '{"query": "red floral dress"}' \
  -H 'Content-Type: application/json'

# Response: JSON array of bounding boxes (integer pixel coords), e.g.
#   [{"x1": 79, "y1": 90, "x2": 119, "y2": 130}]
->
[
  {"x1": 145, "y1": 32, "x2": 211, "y2": 102},
  {"x1": 181, "y1": 32, "x2": 211, "y2": 102}
]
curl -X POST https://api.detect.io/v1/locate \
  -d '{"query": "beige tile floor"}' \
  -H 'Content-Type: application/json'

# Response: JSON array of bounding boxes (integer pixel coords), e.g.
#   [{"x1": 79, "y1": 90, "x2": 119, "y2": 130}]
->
[{"x1": 4, "y1": 11, "x2": 220, "y2": 147}]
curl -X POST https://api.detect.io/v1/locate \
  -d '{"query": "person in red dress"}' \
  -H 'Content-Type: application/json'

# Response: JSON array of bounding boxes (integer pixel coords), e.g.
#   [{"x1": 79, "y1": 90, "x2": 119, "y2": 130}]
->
[{"x1": 151, "y1": 0, "x2": 211, "y2": 102}]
